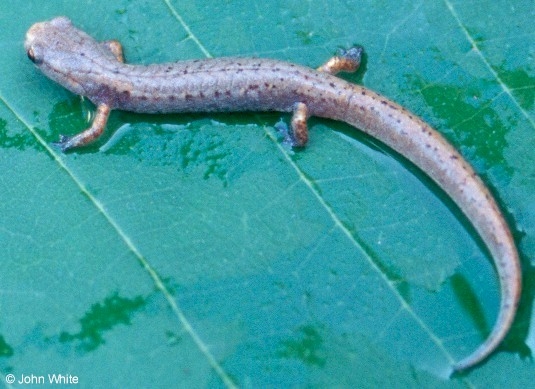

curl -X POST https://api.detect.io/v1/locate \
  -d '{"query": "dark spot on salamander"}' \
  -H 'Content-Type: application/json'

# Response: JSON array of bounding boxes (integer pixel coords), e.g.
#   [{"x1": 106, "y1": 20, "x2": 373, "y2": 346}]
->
[
  {"x1": 116, "y1": 90, "x2": 131, "y2": 105},
  {"x1": 236, "y1": 68, "x2": 243, "y2": 73},
  {"x1": 169, "y1": 95, "x2": 175, "y2": 101},
  {"x1": 140, "y1": 95, "x2": 148, "y2": 101},
  {"x1": 450, "y1": 154, "x2": 458, "y2": 160},
  {"x1": 215, "y1": 91, "x2": 221, "y2": 98},
  {"x1": 421, "y1": 126, "x2": 430, "y2": 134},
  {"x1": 249, "y1": 84, "x2": 259, "y2": 90},
  {"x1": 381, "y1": 100, "x2": 388, "y2": 105},
  {"x1": 225, "y1": 90, "x2": 232, "y2": 96},
  {"x1": 185, "y1": 93, "x2": 193, "y2": 100},
  {"x1": 183, "y1": 69, "x2": 188, "y2": 75},
  {"x1": 359, "y1": 106, "x2": 366, "y2": 111},
  {"x1": 361, "y1": 90, "x2": 366, "y2": 95},
  {"x1": 329, "y1": 82, "x2": 335, "y2": 88}
]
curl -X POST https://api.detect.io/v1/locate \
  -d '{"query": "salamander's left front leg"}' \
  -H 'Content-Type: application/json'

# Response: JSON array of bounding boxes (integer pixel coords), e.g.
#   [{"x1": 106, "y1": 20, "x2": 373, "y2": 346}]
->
[
  {"x1": 53, "y1": 40, "x2": 124, "y2": 151},
  {"x1": 53, "y1": 104, "x2": 111, "y2": 151}
]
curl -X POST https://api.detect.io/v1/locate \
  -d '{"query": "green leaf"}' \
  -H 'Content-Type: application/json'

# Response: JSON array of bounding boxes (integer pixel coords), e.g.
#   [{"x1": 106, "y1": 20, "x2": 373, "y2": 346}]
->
[{"x1": 1, "y1": 0, "x2": 533, "y2": 387}]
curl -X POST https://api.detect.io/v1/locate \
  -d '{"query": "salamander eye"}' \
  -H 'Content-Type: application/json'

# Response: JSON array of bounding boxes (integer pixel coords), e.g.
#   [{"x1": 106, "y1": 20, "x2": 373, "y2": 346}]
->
[{"x1": 27, "y1": 47, "x2": 42, "y2": 65}]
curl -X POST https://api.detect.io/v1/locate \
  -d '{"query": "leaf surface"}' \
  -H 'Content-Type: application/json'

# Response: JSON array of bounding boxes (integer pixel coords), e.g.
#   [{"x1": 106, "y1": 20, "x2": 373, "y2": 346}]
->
[{"x1": 0, "y1": 0, "x2": 533, "y2": 387}]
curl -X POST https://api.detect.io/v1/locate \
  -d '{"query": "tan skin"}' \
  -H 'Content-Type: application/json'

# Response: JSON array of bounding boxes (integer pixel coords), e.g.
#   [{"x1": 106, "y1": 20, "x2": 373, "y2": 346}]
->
[{"x1": 25, "y1": 16, "x2": 521, "y2": 372}]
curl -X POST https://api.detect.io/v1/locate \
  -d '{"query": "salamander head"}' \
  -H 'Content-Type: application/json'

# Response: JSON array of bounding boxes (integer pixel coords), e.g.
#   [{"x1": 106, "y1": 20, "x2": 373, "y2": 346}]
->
[{"x1": 24, "y1": 17, "x2": 108, "y2": 96}]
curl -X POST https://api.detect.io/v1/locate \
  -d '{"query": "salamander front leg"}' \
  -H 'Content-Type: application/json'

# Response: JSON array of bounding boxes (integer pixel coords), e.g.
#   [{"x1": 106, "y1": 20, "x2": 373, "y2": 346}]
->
[
  {"x1": 317, "y1": 46, "x2": 363, "y2": 75},
  {"x1": 52, "y1": 104, "x2": 111, "y2": 151},
  {"x1": 53, "y1": 40, "x2": 123, "y2": 151}
]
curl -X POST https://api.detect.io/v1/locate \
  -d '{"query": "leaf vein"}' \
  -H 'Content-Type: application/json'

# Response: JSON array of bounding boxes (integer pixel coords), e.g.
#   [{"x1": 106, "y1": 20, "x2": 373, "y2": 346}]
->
[
  {"x1": 0, "y1": 95, "x2": 237, "y2": 388},
  {"x1": 264, "y1": 127, "x2": 456, "y2": 367},
  {"x1": 444, "y1": 0, "x2": 535, "y2": 130},
  {"x1": 162, "y1": 0, "x2": 213, "y2": 58}
]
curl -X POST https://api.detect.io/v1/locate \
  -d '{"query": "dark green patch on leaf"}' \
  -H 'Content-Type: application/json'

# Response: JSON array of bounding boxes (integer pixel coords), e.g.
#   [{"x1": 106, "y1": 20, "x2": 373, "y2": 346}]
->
[
  {"x1": 58, "y1": 293, "x2": 146, "y2": 352},
  {"x1": 277, "y1": 325, "x2": 326, "y2": 368},
  {"x1": 0, "y1": 335, "x2": 14, "y2": 358},
  {"x1": 451, "y1": 273, "x2": 490, "y2": 338}
]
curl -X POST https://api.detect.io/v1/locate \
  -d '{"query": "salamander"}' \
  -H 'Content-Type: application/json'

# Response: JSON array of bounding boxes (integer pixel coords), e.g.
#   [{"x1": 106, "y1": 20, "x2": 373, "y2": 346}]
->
[{"x1": 24, "y1": 16, "x2": 521, "y2": 372}]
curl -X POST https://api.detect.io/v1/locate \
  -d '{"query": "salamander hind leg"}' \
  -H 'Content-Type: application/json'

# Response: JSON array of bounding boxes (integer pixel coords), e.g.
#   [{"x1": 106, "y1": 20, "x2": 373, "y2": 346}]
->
[
  {"x1": 291, "y1": 102, "x2": 310, "y2": 147},
  {"x1": 277, "y1": 102, "x2": 310, "y2": 148},
  {"x1": 52, "y1": 104, "x2": 111, "y2": 151},
  {"x1": 317, "y1": 46, "x2": 363, "y2": 75},
  {"x1": 101, "y1": 40, "x2": 125, "y2": 63}
]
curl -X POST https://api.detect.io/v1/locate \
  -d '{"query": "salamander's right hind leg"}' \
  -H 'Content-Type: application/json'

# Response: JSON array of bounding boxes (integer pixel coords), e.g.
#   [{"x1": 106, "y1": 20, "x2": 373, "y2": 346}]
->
[
  {"x1": 278, "y1": 47, "x2": 363, "y2": 148},
  {"x1": 317, "y1": 46, "x2": 363, "y2": 76}
]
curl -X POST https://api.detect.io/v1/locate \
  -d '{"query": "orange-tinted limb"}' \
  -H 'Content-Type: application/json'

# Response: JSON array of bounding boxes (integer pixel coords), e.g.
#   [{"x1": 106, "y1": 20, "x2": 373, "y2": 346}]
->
[
  {"x1": 283, "y1": 46, "x2": 363, "y2": 147},
  {"x1": 54, "y1": 40, "x2": 125, "y2": 151}
]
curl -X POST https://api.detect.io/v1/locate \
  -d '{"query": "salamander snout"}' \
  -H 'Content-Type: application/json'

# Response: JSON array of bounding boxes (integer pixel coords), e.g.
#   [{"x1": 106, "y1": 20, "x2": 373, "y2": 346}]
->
[
  {"x1": 24, "y1": 17, "x2": 74, "y2": 67},
  {"x1": 24, "y1": 22, "x2": 46, "y2": 65}
]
